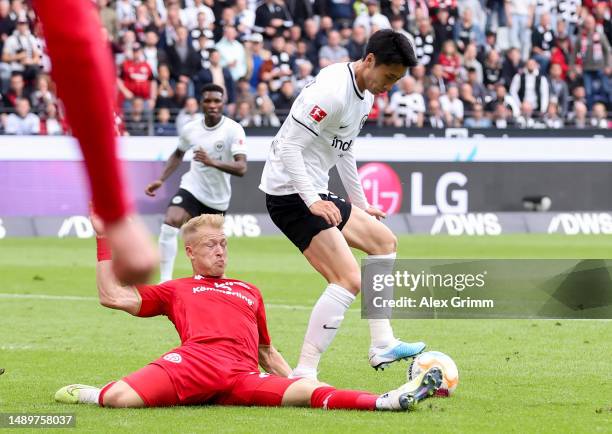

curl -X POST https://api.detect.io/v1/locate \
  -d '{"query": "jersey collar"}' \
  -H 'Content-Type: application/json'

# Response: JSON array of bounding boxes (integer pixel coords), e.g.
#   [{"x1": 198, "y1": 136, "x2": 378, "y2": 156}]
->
[
  {"x1": 202, "y1": 116, "x2": 225, "y2": 131},
  {"x1": 347, "y1": 63, "x2": 364, "y2": 100}
]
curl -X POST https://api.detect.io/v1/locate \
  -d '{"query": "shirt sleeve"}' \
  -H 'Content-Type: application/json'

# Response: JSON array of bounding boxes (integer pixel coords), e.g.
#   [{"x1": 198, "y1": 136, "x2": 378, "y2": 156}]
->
[
  {"x1": 336, "y1": 150, "x2": 368, "y2": 210},
  {"x1": 177, "y1": 125, "x2": 193, "y2": 152},
  {"x1": 230, "y1": 124, "x2": 247, "y2": 156},
  {"x1": 255, "y1": 293, "x2": 271, "y2": 346},
  {"x1": 135, "y1": 282, "x2": 174, "y2": 317}
]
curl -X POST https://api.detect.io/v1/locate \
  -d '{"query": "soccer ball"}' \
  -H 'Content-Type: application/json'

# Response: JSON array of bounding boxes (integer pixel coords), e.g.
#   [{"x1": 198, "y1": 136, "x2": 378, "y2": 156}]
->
[{"x1": 408, "y1": 351, "x2": 459, "y2": 396}]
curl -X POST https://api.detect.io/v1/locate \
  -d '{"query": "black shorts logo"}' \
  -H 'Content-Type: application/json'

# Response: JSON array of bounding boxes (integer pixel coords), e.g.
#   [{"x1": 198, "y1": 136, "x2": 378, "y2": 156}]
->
[{"x1": 172, "y1": 196, "x2": 183, "y2": 205}]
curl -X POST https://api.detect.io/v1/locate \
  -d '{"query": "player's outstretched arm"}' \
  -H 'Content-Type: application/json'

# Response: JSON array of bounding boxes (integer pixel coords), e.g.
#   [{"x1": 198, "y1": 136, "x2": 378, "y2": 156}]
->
[
  {"x1": 193, "y1": 152, "x2": 247, "y2": 177},
  {"x1": 258, "y1": 344, "x2": 292, "y2": 377},
  {"x1": 144, "y1": 149, "x2": 185, "y2": 196},
  {"x1": 91, "y1": 211, "x2": 142, "y2": 316}
]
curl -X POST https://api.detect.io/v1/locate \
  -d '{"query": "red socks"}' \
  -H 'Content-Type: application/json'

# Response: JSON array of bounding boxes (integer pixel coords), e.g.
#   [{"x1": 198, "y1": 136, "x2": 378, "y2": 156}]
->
[{"x1": 310, "y1": 386, "x2": 377, "y2": 411}]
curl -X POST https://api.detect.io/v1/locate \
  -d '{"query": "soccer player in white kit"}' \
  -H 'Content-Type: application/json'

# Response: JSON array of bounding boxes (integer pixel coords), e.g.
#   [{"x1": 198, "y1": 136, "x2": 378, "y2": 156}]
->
[
  {"x1": 145, "y1": 84, "x2": 247, "y2": 282},
  {"x1": 259, "y1": 30, "x2": 426, "y2": 380}
]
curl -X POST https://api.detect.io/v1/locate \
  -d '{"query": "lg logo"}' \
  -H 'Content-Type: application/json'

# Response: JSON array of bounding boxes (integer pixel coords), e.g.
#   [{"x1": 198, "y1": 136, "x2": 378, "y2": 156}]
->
[{"x1": 411, "y1": 172, "x2": 468, "y2": 216}]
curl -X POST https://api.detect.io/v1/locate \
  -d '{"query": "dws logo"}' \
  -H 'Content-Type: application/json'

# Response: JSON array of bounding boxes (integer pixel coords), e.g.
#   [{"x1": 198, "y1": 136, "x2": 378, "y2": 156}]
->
[
  {"x1": 223, "y1": 214, "x2": 261, "y2": 237},
  {"x1": 411, "y1": 172, "x2": 468, "y2": 215},
  {"x1": 548, "y1": 213, "x2": 612, "y2": 235},
  {"x1": 58, "y1": 216, "x2": 94, "y2": 238},
  {"x1": 430, "y1": 213, "x2": 502, "y2": 236}
]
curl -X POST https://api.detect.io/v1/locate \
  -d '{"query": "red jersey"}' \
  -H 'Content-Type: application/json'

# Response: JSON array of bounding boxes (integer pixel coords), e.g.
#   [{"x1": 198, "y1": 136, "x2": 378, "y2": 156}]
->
[
  {"x1": 438, "y1": 53, "x2": 461, "y2": 82},
  {"x1": 121, "y1": 60, "x2": 153, "y2": 99},
  {"x1": 136, "y1": 275, "x2": 271, "y2": 373}
]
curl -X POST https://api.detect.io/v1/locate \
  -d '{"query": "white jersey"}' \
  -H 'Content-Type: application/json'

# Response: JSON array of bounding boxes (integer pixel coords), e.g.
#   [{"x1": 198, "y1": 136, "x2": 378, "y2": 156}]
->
[
  {"x1": 259, "y1": 62, "x2": 373, "y2": 208},
  {"x1": 178, "y1": 116, "x2": 247, "y2": 211}
]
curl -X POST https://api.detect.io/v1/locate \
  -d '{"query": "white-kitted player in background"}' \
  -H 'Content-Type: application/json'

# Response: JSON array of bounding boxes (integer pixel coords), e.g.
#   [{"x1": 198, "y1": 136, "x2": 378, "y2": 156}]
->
[
  {"x1": 259, "y1": 29, "x2": 426, "y2": 380},
  {"x1": 145, "y1": 84, "x2": 247, "y2": 282}
]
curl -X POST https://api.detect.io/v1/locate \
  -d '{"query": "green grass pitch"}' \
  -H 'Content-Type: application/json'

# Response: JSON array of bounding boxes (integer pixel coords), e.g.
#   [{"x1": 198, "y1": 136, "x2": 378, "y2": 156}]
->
[{"x1": 0, "y1": 235, "x2": 611, "y2": 433}]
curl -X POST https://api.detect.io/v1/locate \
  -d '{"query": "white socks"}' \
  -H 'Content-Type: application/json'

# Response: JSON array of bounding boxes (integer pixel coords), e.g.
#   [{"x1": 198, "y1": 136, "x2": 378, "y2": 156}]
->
[
  {"x1": 367, "y1": 253, "x2": 397, "y2": 348},
  {"x1": 159, "y1": 224, "x2": 180, "y2": 282},
  {"x1": 78, "y1": 387, "x2": 101, "y2": 405},
  {"x1": 294, "y1": 284, "x2": 355, "y2": 376}
]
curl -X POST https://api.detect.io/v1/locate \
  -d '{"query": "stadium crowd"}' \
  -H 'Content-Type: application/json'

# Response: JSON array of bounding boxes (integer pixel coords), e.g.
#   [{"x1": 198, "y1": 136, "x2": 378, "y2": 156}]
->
[{"x1": 0, "y1": 0, "x2": 610, "y2": 135}]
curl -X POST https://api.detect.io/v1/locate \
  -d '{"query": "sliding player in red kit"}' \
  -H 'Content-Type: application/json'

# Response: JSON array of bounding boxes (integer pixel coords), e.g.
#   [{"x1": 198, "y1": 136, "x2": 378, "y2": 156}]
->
[
  {"x1": 54, "y1": 213, "x2": 442, "y2": 411},
  {"x1": 33, "y1": 0, "x2": 157, "y2": 284}
]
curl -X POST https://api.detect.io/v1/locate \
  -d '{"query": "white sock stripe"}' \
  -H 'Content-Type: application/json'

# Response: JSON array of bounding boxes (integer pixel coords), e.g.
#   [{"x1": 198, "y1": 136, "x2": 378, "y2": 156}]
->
[{"x1": 367, "y1": 253, "x2": 397, "y2": 259}]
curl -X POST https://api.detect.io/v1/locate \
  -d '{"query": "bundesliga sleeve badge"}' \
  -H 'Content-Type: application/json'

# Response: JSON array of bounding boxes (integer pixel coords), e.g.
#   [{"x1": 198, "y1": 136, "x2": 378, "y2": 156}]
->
[{"x1": 308, "y1": 105, "x2": 327, "y2": 123}]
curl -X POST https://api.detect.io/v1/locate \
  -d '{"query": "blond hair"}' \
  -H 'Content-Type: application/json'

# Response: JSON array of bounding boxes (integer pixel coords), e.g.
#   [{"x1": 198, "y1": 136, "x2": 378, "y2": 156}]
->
[{"x1": 181, "y1": 214, "x2": 225, "y2": 244}]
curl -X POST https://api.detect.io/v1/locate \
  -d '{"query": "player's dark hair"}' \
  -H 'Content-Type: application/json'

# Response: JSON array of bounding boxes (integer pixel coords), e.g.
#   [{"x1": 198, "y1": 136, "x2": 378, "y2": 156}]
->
[
  {"x1": 201, "y1": 83, "x2": 225, "y2": 96},
  {"x1": 363, "y1": 29, "x2": 417, "y2": 67}
]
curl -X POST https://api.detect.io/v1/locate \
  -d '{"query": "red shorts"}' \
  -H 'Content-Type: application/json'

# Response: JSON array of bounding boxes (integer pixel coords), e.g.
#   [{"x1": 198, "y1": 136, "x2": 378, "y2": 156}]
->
[{"x1": 122, "y1": 348, "x2": 300, "y2": 407}]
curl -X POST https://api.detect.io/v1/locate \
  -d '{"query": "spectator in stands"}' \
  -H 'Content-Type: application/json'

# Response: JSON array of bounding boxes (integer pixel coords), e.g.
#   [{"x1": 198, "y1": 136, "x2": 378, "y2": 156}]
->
[
  {"x1": 5, "y1": 96, "x2": 38, "y2": 134},
  {"x1": 39, "y1": 102, "x2": 65, "y2": 135},
  {"x1": 159, "y1": 4, "x2": 181, "y2": 50},
  {"x1": 439, "y1": 84, "x2": 464, "y2": 126},
  {"x1": 216, "y1": 25, "x2": 247, "y2": 81},
  {"x1": 346, "y1": 25, "x2": 367, "y2": 61},
  {"x1": 573, "y1": 14, "x2": 611, "y2": 109},
  {"x1": 382, "y1": 0, "x2": 411, "y2": 30},
  {"x1": 387, "y1": 75, "x2": 426, "y2": 127},
  {"x1": 548, "y1": 63, "x2": 570, "y2": 116},
  {"x1": 590, "y1": 102, "x2": 609, "y2": 129},
  {"x1": 501, "y1": 47, "x2": 523, "y2": 87},
  {"x1": 543, "y1": 101, "x2": 563, "y2": 128},
  {"x1": 427, "y1": 98, "x2": 445, "y2": 128},
  {"x1": 153, "y1": 107, "x2": 177, "y2": 136},
  {"x1": 5, "y1": 72, "x2": 28, "y2": 108},
  {"x1": 569, "y1": 101, "x2": 588, "y2": 128},
  {"x1": 254, "y1": 0, "x2": 293, "y2": 40},
  {"x1": 302, "y1": 18, "x2": 324, "y2": 67},
  {"x1": 235, "y1": 100, "x2": 254, "y2": 127},
  {"x1": 253, "y1": 81, "x2": 280, "y2": 127},
  {"x1": 389, "y1": 14, "x2": 414, "y2": 46},
  {"x1": 125, "y1": 97, "x2": 149, "y2": 136},
  {"x1": 459, "y1": 82, "x2": 479, "y2": 112},
  {"x1": 466, "y1": 67, "x2": 488, "y2": 101},
  {"x1": 98, "y1": 0, "x2": 119, "y2": 43},
  {"x1": 165, "y1": 26, "x2": 201, "y2": 82},
  {"x1": 318, "y1": 30, "x2": 349, "y2": 68},
  {"x1": 550, "y1": 34, "x2": 572, "y2": 80},
  {"x1": 245, "y1": 33, "x2": 266, "y2": 90},
  {"x1": 272, "y1": 79, "x2": 295, "y2": 120},
  {"x1": 181, "y1": 0, "x2": 215, "y2": 32},
  {"x1": 464, "y1": 103, "x2": 492, "y2": 128},
  {"x1": 510, "y1": 58, "x2": 549, "y2": 115},
  {"x1": 293, "y1": 60, "x2": 314, "y2": 93},
  {"x1": 0, "y1": 0, "x2": 14, "y2": 91},
  {"x1": 411, "y1": 63, "x2": 427, "y2": 89},
  {"x1": 118, "y1": 43, "x2": 157, "y2": 109},
  {"x1": 191, "y1": 12, "x2": 215, "y2": 50},
  {"x1": 438, "y1": 40, "x2": 461, "y2": 83},
  {"x1": 432, "y1": 6, "x2": 454, "y2": 53},
  {"x1": 557, "y1": 0, "x2": 580, "y2": 42},
  {"x1": 235, "y1": 0, "x2": 256, "y2": 35},
  {"x1": 261, "y1": 35, "x2": 295, "y2": 92},
  {"x1": 460, "y1": 43, "x2": 483, "y2": 83},
  {"x1": 132, "y1": 3, "x2": 157, "y2": 43},
  {"x1": 2, "y1": 15, "x2": 40, "y2": 80},
  {"x1": 516, "y1": 100, "x2": 542, "y2": 128},
  {"x1": 507, "y1": 0, "x2": 536, "y2": 61},
  {"x1": 531, "y1": 12, "x2": 555, "y2": 72},
  {"x1": 194, "y1": 48, "x2": 235, "y2": 111},
  {"x1": 567, "y1": 85, "x2": 587, "y2": 119},
  {"x1": 411, "y1": 14, "x2": 437, "y2": 69},
  {"x1": 593, "y1": 2, "x2": 611, "y2": 46},
  {"x1": 426, "y1": 63, "x2": 447, "y2": 93},
  {"x1": 354, "y1": 0, "x2": 391, "y2": 37},
  {"x1": 116, "y1": 0, "x2": 136, "y2": 31},
  {"x1": 486, "y1": 82, "x2": 520, "y2": 117},
  {"x1": 143, "y1": 30, "x2": 165, "y2": 78},
  {"x1": 30, "y1": 73, "x2": 54, "y2": 114},
  {"x1": 155, "y1": 63, "x2": 175, "y2": 109},
  {"x1": 492, "y1": 103, "x2": 514, "y2": 128},
  {"x1": 454, "y1": 8, "x2": 485, "y2": 53},
  {"x1": 176, "y1": 96, "x2": 203, "y2": 134},
  {"x1": 235, "y1": 77, "x2": 254, "y2": 108}
]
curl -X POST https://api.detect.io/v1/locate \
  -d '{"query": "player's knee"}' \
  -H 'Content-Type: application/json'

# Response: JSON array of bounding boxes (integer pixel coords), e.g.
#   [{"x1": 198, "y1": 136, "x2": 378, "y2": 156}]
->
[
  {"x1": 337, "y1": 270, "x2": 361, "y2": 295},
  {"x1": 103, "y1": 386, "x2": 139, "y2": 408},
  {"x1": 370, "y1": 231, "x2": 397, "y2": 255}
]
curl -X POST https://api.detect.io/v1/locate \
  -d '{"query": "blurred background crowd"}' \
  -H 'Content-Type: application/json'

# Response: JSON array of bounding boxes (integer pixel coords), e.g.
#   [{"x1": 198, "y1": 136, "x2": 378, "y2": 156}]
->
[{"x1": 0, "y1": 0, "x2": 610, "y2": 135}]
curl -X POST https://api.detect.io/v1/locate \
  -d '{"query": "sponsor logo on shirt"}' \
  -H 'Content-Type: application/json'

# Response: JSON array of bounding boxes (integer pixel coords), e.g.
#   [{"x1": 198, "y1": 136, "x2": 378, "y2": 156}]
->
[
  {"x1": 309, "y1": 105, "x2": 327, "y2": 123},
  {"x1": 192, "y1": 282, "x2": 255, "y2": 306},
  {"x1": 163, "y1": 353, "x2": 182, "y2": 364},
  {"x1": 331, "y1": 136, "x2": 353, "y2": 151}
]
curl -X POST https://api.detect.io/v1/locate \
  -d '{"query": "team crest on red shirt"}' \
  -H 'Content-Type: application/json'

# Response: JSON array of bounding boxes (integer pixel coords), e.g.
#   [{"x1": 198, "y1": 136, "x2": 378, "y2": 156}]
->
[{"x1": 309, "y1": 105, "x2": 327, "y2": 123}]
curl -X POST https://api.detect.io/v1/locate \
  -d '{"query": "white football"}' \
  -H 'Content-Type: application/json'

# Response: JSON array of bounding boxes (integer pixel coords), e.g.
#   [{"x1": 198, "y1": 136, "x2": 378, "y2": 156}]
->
[{"x1": 408, "y1": 351, "x2": 459, "y2": 396}]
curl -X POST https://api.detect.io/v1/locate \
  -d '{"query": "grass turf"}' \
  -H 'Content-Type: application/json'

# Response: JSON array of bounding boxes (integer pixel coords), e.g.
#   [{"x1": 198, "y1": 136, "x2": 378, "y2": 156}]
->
[{"x1": 0, "y1": 235, "x2": 611, "y2": 433}]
